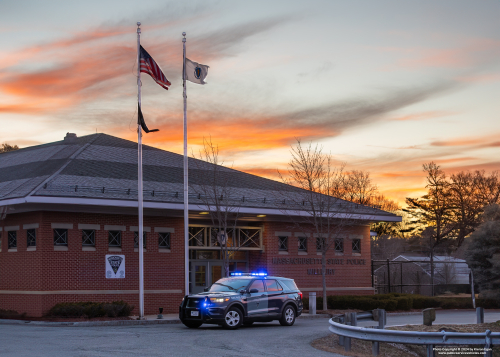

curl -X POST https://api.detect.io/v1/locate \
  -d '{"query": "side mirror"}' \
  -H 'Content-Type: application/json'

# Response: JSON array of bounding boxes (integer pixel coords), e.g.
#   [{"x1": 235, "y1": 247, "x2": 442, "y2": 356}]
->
[
  {"x1": 249, "y1": 288, "x2": 259, "y2": 294},
  {"x1": 203, "y1": 287, "x2": 209, "y2": 292}
]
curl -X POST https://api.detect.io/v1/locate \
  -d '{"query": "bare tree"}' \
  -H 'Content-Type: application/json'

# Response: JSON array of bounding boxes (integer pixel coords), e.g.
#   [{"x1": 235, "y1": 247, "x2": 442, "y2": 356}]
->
[
  {"x1": 278, "y1": 140, "x2": 358, "y2": 310},
  {"x1": 190, "y1": 138, "x2": 242, "y2": 278}
]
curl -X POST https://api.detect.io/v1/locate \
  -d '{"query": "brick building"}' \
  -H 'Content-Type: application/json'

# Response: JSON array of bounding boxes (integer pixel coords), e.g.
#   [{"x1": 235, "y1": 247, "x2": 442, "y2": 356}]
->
[{"x1": 0, "y1": 133, "x2": 400, "y2": 316}]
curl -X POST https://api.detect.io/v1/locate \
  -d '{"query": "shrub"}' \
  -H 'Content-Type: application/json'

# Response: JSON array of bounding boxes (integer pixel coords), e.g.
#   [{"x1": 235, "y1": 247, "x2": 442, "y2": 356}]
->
[
  {"x1": 47, "y1": 301, "x2": 134, "y2": 318},
  {"x1": 104, "y1": 301, "x2": 134, "y2": 317},
  {"x1": 477, "y1": 299, "x2": 500, "y2": 309},
  {"x1": 384, "y1": 299, "x2": 398, "y2": 311},
  {"x1": 0, "y1": 309, "x2": 26, "y2": 319},
  {"x1": 394, "y1": 297, "x2": 413, "y2": 311}
]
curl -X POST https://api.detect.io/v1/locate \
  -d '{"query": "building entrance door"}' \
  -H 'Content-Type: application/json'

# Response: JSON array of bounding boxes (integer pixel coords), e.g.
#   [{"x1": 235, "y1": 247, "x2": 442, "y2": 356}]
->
[{"x1": 190, "y1": 261, "x2": 224, "y2": 294}]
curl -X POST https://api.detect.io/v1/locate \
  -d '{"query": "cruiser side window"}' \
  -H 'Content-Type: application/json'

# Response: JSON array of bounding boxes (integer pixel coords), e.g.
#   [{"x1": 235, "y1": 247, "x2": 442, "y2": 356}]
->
[
  {"x1": 249, "y1": 279, "x2": 265, "y2": 293},
  {"x1": 265, "y1": 279, "x2": 283, "y2": 292}
]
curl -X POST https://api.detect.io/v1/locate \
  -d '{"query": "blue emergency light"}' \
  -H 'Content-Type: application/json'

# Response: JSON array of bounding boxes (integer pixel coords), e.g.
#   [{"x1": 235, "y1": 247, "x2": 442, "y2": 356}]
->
[{"x1": 230, "y1": 272, "x2": 268, "y2": 277}]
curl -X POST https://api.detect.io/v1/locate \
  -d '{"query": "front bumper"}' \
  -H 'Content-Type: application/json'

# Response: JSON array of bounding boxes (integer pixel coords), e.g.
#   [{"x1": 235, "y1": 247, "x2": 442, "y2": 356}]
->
[{"x1": 179, "y1": 304, "x2": 227, "y2": 324}]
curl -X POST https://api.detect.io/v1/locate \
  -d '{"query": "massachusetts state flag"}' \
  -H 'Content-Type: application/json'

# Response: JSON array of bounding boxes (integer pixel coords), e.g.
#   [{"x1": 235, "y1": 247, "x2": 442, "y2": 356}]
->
[{"x1": 139, "y1": 46, "x2": 171, "y2": 90}]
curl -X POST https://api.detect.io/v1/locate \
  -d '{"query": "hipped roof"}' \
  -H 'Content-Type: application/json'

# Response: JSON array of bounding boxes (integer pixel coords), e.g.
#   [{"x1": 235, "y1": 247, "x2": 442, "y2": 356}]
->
[{"x1": 0, "y1": 133, "x2": 400, "y2": 221}]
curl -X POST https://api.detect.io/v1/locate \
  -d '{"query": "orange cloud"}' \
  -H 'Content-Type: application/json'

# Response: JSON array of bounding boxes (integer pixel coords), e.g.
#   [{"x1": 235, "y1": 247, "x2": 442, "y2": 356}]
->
[
  {"x1": 392, "y1": 110, "x2": 456, "y2": 121},
  {"x1": 397, "y1": 39, "x2": 500, "y2": 69}
]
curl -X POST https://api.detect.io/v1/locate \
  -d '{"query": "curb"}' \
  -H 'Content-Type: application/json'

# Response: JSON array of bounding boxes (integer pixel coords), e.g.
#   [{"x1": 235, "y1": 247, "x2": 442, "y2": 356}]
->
[
  {"x1": 387, "y1": 312, "x2": 422, "y2": 316},
  {"x1": 0, "y1": 318, "x2": 181, "y2": 327},
  {"x1": 298, "y1": 313, "x2": 332, "y2": 319}
]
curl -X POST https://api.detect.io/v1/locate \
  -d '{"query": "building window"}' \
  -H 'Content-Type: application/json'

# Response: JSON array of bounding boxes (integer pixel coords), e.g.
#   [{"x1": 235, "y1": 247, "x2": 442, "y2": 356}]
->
[
  {"x1": 108, "y1": 231, "x2": 121, "y2": 247},
  {"x1": 134, "y1": 231, "x2": 146, "y2": 248},
  {"x1": 298, "y1": 237, "x2": 307, "y2": 252},
  {"x1": 8, "y1": 231, "x2": 17, "y2": 249},
  {"x1": 316, "y1": 237, "x2": 325, "y2": 252},
  {"x1": 82, "y1": 230, "x2": 95, "y2": 246},
  {"x1": 27, "y1": 229, "x2": 36, "y2": 247},
  {"x1": 54, "y1": 229, "x2": 68, "y2": 246},
  {"x1": 158, "y1": 232, "x2": 170, "y2": 249},
  {"x1": 334, "y1": 238, "x2": 344, "y2": 253},
  {"x1": 352, "y1": 239, "x2": 361, "y2": 253},
  {"x1": 278, "y1": 236, "x2": 288, "y2": 251}
]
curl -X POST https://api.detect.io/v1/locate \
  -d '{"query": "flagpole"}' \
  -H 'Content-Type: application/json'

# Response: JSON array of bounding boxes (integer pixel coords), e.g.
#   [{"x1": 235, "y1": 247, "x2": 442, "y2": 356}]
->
[
  {"x1": 137, "y1": 21, "x2": 145, "y2": 319},
  {"x1": 182, "y1": 32, "x2": 189, "y2": 296}
]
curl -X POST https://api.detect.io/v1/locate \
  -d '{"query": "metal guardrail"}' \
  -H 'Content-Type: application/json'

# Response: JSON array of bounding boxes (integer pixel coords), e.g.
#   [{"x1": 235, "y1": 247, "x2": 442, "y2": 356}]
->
[{"x1": 328, "y1": 309, "x2": 499, "y2": 357}]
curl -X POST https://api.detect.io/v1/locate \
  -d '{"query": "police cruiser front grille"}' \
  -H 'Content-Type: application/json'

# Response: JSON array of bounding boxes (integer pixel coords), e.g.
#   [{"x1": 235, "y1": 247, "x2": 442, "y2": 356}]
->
[{"x1": 186, "y1": 298, "x2": 203, "y2": 308}]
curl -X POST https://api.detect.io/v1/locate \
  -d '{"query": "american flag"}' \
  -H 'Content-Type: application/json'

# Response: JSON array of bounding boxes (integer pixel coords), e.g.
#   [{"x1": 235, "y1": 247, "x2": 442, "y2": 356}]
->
[{"x1": 139, "y1": 45, "x2": 171, "y2": 90}]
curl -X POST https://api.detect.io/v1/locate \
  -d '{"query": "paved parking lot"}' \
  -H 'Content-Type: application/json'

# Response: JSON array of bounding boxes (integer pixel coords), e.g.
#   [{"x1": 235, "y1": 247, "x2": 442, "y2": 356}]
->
[{"x1": 0, "y1": 318, "x2": 344, "y2": 357}]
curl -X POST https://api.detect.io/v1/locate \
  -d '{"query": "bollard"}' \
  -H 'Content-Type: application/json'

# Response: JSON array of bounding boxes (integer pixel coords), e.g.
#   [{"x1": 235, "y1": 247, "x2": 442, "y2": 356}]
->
[
  {"x1": 372, "y1": 308, "x2": 387, "y2": 327},
  {"x1": 350, "y1": 312, "x2": 357, "y2": 326},
  {"x1": 309, "y1": 292, "x2": 316, "y2": 315},
  {"x1": 344, "y1": 313, "x2": 351, "y2": 351},
  {"x1": 476, "y1": 307, "x2": 484, "y2": 324},
  {"x1": 378, "y1": 310, "x2": 386, "y2": 329},
  {"x1": 372, "y1": 309, "x2": 385, "y2": 356},
  {"x1": 423, "y1": 308, "x2": 436, "y2": 326},
  {"x1": 338, "y1": 316, "x2": 344, "y2": 346}
]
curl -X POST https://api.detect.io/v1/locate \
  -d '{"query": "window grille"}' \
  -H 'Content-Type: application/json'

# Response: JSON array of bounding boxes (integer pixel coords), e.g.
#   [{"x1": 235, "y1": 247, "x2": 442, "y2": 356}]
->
[
  {"x1": 189, "y1": 227, "x2": 205, "y2": 246},
  {"x1": 158, "y1": 232, "x2": 170, "y2": 249},
  {"x1": 334, "y1": 238, "x2": 344, "y2": 253},
  {"x1": 134, "y1": 231, "x2": 146, "y2": 248},
  {"x1": 352, "y1": 239, "x2": 361, "y2": 253},
  {"x1": 240, "y1": 229, "x2": 259, "y2": 248},
  {"x1": 108, "y1": 230, "x2": 121, "y2": 247},
  {"x1": 278, "y1": 236, "x2": 288, "y2": 251},
  {"x1": 27, "y1": 229, "x2": 36, "y2": 247},
  {"x1": 53, "y1": 229, "x2": 68, "y2": 246},
  {"x1": 8, "y1": 231, "x2": 17, "y2": 249},
  {"x1": 316, "y1": 237, "x2": 325, "y2": 252},
  {"x1": 82, "y1": 230, "x2": 95, "y2": 246},
  {"x1": 298, "y1": 237, "x2": 307, "y2": 252}
]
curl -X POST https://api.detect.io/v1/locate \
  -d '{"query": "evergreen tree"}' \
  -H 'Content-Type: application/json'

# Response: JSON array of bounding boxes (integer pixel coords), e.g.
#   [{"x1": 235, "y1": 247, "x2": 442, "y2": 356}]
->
[{"x1": 464, "y1": 204, "x2": 500, "y2": 299}]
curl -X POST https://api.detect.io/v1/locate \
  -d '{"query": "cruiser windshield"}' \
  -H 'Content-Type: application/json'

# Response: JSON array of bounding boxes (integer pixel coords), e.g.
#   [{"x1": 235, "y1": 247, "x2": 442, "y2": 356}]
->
[{"x1": 208, "y1": 278, "x2": 251, "y2": 292}]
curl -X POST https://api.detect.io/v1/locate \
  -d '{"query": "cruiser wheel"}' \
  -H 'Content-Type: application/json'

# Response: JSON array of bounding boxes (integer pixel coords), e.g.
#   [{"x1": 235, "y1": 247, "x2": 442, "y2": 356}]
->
[
  {"x1": 182, "y1": 321, "x2": 203, "y2": 328},
  {"x1": 279, "y1": 305, "x2": 296, "y2": 326},
  {"x1": 222, "y1": 307, "x2": 243, "y2": 329}
]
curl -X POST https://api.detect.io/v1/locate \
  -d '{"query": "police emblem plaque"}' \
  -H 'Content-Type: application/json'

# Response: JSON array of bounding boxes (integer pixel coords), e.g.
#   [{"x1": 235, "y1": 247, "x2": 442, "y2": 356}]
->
[{"x1": 105, "y1": 254, "x2": 125, "y2": 279}]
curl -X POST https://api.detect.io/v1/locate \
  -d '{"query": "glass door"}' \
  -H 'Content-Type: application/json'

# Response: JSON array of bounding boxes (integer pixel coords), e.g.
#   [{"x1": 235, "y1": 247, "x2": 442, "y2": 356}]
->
[{"x1": 190, "y1": 262, "x2": 208, "y2": 294}]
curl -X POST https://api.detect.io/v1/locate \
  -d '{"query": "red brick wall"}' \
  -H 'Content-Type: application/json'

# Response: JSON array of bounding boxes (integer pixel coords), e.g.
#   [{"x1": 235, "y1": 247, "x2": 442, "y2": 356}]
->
[
  {"x1": 257, "y1": 221, "x2": 373, "y2": 297},
  {"x1": 0, "y1": 212, "x2": 374, "y2": 317},
  {"x1": 0, "y1": 211, "x2": 185, "y2": 317}
]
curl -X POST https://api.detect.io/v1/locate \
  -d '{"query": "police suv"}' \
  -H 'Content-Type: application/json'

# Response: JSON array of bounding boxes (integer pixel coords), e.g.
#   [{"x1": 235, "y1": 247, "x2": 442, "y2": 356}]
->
[{"x1": 179, "y1": 273, "x2": 303, "y2": 329}]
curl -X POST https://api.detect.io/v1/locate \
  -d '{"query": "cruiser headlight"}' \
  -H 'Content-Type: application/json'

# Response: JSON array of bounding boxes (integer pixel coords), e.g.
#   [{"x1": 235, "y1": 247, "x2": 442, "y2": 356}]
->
[{"x1": 210, "y1": 297, "x2": 229, "y2": 303}]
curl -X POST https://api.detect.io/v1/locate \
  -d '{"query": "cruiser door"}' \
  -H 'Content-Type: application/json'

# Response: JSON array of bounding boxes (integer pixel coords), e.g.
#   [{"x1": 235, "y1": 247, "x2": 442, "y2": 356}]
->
[{"x1": 246, "y1": 279, "x2": 268, "y2": 316}]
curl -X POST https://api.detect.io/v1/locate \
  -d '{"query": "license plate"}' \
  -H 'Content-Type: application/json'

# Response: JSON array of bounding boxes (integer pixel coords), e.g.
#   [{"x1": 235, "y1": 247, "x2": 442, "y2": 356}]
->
[{"x1": 191, "y1": 311, "x2": 199, "y2": 316}]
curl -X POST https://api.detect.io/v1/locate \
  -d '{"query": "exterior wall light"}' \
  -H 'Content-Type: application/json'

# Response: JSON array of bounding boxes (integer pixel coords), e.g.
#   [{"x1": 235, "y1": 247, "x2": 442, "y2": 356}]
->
[
  {"x1": 199, "y1": 212, "x2": 209, "y2": 215},
  {"x1": 257, "y1": 214, "x2": 266, "y2": 217}
]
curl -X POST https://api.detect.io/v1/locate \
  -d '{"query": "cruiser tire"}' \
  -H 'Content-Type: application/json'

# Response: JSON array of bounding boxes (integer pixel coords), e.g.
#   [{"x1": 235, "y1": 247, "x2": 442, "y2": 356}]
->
[
  {"x1": 279, "y1": 305, "x2": 296, "y2": 326},
  {"x1": 182, "y1": 321, "x2": 203, "y2": 328},
  {"x1": 222, "y1": 307, "x2": 243, "y2": 330}
]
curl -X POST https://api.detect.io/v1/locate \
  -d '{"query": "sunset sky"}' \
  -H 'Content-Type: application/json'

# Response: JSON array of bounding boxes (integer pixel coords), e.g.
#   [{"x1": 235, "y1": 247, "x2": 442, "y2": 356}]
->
[{"x1": 1, "y1": 0, "x2": 499, "y2": 206}]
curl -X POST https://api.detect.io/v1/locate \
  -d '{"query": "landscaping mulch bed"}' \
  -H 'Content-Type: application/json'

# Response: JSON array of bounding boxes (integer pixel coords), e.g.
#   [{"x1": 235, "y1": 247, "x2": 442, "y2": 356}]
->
[{"x1": 312, "y1": 322, "x2": 500, "y2": 357}]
